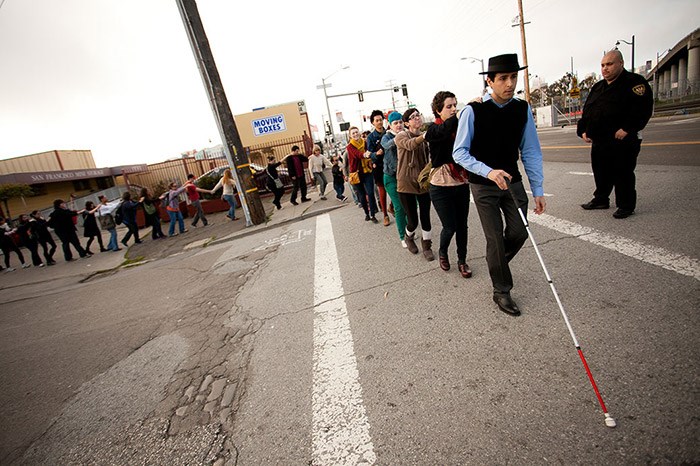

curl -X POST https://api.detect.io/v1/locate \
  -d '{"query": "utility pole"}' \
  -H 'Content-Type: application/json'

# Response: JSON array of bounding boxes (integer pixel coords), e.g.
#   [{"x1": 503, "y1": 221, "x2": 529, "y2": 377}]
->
[
  {"x1": 175, "y1": 0, "x2": 265, "y2": 226},
  {"x1": 514, "y1": 0, "x2": 531, "y2": 103}
]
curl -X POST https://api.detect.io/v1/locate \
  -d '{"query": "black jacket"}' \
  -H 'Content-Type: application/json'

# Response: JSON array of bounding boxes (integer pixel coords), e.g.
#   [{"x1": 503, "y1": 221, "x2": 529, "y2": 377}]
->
[
  {"x1": 48, "y1": 207, "x2": 78, "y2": 237},
  {"x1": 577, "y1": 69, "x2": 653, "y2": 144},
  {"x1": 286, "y1": 154, "x2": 308, "y2": 178}
]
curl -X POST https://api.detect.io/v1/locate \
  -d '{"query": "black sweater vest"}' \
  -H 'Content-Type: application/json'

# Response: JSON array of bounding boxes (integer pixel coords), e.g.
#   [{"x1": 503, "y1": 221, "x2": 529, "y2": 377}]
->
[{"x1": 468, "y1": 99, "x2": 528, "y2": 186}]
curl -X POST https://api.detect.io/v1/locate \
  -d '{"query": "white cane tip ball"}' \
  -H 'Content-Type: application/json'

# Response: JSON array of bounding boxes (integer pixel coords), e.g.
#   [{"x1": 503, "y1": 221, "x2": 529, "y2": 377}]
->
[{"x1": 604, "y1": 415, "x2": 617, "y2": 428}]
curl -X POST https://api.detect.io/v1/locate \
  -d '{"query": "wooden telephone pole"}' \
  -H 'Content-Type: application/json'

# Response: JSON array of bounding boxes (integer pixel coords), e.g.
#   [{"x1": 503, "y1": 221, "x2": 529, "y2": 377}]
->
[
  {"x1": 175, "y1": 0, "x2": 265, "y2": 225},
  {"x1": 515, "y1": 0, "x2": 531, "y2": 103}
]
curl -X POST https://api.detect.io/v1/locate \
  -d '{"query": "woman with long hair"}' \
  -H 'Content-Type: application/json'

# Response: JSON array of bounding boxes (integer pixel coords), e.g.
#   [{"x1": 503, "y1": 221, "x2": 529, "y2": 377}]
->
[
  {"x1": 265, "y1": 156, "x2": 287, "y2": 210},
  {"x1": 425, "y1": 90, "x2": 472, "y2": 278},
  {"x1": 139, "y1": 187, "x2": 166, "y2": 239},
  {"x1": 82, "y1": 200, "x2": 106, "y2": 253},
  {"x1": 210, "y1": 168, "x2": 239, "y2": 219},
  {"x1": 346, "y1": 126, "x2": 379, "y2": 223}
]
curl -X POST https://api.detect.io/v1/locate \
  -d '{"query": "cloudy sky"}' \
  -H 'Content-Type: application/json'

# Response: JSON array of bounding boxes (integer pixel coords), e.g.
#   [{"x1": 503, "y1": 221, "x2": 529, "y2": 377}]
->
[{"x1": 0, "y1": 0, "x2": 697, "y2": 168}]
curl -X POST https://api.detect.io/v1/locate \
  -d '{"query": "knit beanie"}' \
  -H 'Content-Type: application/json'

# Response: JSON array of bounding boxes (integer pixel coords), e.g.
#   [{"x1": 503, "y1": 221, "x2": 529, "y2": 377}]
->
[{"x1": 387, "y1": 111, "x2": 402, "y2": 124}]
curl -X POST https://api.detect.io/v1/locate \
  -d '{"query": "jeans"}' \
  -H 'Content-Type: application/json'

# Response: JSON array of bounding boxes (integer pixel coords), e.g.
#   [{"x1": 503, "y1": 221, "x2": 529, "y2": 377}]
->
[
  {"x1": 333, "y1": 181, "x2": 345, "y2": 200},
  {"x1": 353, "y1": 173, "x2": 377, "y2": 216},
  {"x1": 223, "y1": 194, "x2": 236, "y2": 218},
  {"x1": 168, "y1": 210, "x2": 186, "y2": 236},
  {"x1": 106, "y1": 228, "x2": 118, "y2": 251},
  {"x1": 430, "y1": 183, "x2": 470, "y2": 263},
  {"x1": 190, "y1": 199, "x2": 208, "y2": 226},
  {"x1": 313, "y1": 172, "x2": 328, "y2": 197},
  {"x1": 383, "y1": 174, "x2": 407, "y2": 240},
  {"x1": 470, "y1": 181, "x2": 528, "y2": 295}
]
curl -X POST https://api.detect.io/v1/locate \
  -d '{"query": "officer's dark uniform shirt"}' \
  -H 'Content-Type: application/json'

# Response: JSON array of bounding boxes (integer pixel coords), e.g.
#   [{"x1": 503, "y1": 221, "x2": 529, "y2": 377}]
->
[{"x1": 577, "y1": 69, "x2": 653, "y2": 144}]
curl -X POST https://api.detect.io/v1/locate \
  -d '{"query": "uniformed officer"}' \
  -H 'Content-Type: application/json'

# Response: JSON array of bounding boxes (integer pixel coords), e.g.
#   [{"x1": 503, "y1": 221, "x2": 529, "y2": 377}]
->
[{"x1": 577, "y1": 49, "x2": 653, "y2": 219}]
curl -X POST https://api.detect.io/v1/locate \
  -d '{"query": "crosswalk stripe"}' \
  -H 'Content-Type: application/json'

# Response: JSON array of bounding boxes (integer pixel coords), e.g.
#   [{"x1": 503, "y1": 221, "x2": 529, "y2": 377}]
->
[{"x1": 312, "y1": 214, "x2": 376, "y2": 465}]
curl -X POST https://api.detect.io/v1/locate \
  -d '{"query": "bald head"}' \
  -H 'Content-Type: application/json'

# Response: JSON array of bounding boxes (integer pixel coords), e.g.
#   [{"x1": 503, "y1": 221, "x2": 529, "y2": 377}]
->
[{"x1": 601, "y1": 49, "x2": 624, "y2": 83}]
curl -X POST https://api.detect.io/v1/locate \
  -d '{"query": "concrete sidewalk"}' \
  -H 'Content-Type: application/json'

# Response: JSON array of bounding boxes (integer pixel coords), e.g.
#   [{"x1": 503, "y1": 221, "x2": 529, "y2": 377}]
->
[{"x1": 0, "y1": 188, "x2": 347, "y2": 290}]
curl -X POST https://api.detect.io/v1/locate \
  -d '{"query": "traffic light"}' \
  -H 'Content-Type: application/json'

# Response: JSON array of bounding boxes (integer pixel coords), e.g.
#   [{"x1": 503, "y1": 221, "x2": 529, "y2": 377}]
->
[
  {"x1": 358, "y1": 90, "x2": 364, "y2": 102},
  {"x1": 401, "y1": 84, "x2": 408, "y2": 97}
]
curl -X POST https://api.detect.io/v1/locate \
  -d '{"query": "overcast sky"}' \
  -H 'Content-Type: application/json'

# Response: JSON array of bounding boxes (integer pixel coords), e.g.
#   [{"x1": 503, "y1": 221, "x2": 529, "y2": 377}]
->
[{"x1": 0, "y1": 0, "x2": 697, "y2": 168}]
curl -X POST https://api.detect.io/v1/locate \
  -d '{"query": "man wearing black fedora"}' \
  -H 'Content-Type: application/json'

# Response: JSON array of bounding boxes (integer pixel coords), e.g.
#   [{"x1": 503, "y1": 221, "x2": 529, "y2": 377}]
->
[{"x1": 453, "y1": 53, "x2": 546, "y2": 317}]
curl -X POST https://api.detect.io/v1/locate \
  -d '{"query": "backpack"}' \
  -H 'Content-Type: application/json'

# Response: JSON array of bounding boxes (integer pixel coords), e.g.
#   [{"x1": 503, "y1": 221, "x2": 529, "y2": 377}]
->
[
  {"x1": 143, "y1": 200, "x2": 156, "y2": 216},
  {"x1": 114, "y1": 202, "x2": 124, "y2": 225}
]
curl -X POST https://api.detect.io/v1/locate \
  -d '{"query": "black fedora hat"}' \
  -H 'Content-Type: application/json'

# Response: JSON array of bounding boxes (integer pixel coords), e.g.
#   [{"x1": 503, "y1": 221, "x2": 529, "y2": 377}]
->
[{"x1": 479, "y1": 53, "x2": 527, "y2": 75}]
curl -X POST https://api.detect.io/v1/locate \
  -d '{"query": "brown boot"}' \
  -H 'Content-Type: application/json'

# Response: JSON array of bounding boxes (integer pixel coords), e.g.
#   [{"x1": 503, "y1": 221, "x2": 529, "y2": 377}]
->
[
  {"x1": 404, "y1": 234, "x2": 419, "y2": 254},
  {"x1": 421, "y1": 239, "x2": 434, "y2": 261}
]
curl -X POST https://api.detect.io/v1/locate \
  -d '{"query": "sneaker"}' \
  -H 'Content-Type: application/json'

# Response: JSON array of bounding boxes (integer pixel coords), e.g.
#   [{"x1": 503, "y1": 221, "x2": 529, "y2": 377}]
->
[
  {"x1": 370, "y1": 216, "x2": 379, "y2": 224},
  {"x1": 365, "y1": 215, "x2": 371, "y2": 221},
  {"x1": 170, "y1": 233, "x2": 179, "y2": 237},
  {"x1": 22, "y1": 263, "x2": 31, "y2": 269},
  {"x1": 401, "y1": 239, "x2": 407, "y2": 248},
  {"x1": 39, "y1": 263, "x2": 45, "y2": 267},
  {"x1": 5, "y1": 267, "x2": 16, "y2": 272}
]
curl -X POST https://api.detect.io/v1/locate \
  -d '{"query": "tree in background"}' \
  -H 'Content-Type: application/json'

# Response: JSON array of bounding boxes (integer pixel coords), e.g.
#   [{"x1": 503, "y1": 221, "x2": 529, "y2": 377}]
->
[{"x1": 0, "y1": 183, "x2": 33, "y2": 223}]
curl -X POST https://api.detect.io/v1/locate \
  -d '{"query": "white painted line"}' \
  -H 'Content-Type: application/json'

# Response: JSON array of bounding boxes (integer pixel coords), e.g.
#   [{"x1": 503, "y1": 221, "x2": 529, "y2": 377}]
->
[
  {"x1": 529, "y1": 213, "x2": 700, "y2": 281},
  {"x1": 568, "y1": 171, "x2": 594, "y2": 176},
  {"x1": 312, "y1": 214, "x2": 376, "y2": 465}
]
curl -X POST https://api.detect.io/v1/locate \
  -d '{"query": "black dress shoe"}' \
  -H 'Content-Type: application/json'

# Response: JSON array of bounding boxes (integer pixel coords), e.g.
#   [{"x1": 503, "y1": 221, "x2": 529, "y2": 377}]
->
[
  {"x1": 493, "y1": 294, "x2": 521, "y2": 316},
  {"x1": 581, "y1": 200, "x2": 609, "y2": 210},
  {"x1": 291, "y1": 200, "x2": 299, "y2": 206},
  {"x1": 612, "y1": 208, "x2": 635, "y2": 219}
]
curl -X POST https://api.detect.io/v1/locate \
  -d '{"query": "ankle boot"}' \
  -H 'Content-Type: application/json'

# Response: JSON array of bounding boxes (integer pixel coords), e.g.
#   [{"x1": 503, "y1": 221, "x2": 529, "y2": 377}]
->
[
  {"x1": 421, "y1": 239, "x2": 434, "y2": 261},
  {"x1": 404, "y1": 234, "x2": 419, "y2": 254}
]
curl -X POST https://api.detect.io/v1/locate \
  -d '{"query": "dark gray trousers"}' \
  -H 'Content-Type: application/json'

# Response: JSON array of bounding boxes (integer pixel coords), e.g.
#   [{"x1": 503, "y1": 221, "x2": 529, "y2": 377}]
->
[{"x1": 470, "y1": 181, "x2": 529, "y2": 295}]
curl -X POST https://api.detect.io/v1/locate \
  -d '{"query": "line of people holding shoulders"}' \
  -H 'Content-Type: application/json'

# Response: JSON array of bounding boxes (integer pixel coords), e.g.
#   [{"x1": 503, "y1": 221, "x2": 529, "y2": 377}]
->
[{"x1": 341, "y1": 53, "x2": 546, "y2": 317}]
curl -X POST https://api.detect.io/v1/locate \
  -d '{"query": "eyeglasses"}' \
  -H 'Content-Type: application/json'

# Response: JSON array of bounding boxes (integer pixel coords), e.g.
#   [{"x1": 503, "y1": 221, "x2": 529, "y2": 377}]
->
[{"x1": 409, "y1": 112, "x2": 422, "y2": 120}]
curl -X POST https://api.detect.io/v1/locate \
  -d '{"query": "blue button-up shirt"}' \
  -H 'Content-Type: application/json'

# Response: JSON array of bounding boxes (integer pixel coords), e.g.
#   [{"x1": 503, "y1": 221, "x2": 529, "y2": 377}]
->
[{"x1": 452, "y1": 95, "x2": 544, "y2": 197}]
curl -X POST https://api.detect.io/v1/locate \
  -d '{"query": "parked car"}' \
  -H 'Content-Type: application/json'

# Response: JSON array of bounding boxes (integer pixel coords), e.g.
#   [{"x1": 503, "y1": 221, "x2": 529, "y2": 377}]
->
[{"x1": 197, "y1": 162, "x2": 294, "y2": 194}]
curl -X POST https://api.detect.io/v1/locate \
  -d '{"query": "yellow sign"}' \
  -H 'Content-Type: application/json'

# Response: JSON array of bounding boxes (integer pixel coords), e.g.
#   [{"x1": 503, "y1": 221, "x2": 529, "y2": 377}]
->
[{"x1": 570, "y1": 87, "x2": 580, "y2": 98}]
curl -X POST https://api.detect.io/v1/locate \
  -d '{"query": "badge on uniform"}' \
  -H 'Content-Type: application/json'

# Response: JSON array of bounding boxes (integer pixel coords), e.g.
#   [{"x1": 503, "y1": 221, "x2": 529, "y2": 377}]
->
[{"x1": 632, "y1": 84, "x2": 646, "y2": 96}]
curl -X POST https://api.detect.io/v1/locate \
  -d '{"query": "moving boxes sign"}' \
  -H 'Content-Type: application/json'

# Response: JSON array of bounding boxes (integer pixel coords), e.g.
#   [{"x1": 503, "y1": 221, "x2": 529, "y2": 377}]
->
[
  {"x1": 252, "y1": 114, "x2": 286, "y2": 136},
  {"x1": 234, "y1": 102, "x2": 306, "y2": 147}
]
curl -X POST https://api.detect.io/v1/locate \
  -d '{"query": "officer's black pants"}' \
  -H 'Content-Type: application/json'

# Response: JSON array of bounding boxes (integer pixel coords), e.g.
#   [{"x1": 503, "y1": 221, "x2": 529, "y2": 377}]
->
[{"x1": 590, "y1": 138, "x2": 641, "y2": 211}]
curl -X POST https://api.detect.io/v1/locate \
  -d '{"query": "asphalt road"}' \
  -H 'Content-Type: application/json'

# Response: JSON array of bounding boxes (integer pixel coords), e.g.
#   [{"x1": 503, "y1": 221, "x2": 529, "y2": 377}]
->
[
  {"x1": 538, "y1": 114, "x2": 700, "y2": 166},
  {"x1": 0, "y1": 122, "x2": 698, "y2": 464}
]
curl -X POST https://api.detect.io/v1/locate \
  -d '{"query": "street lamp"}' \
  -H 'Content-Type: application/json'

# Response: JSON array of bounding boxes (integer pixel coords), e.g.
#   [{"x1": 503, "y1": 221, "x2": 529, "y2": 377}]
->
[
  {"x1": 317, "y1": 65, "x2": 350, "y2": 145},
  {"x1": 615, "y1": 35, "x2": 635, "y2": 72},
  {"x1": 461, "y1": 57, "x2": 487, "y2": 91}
]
